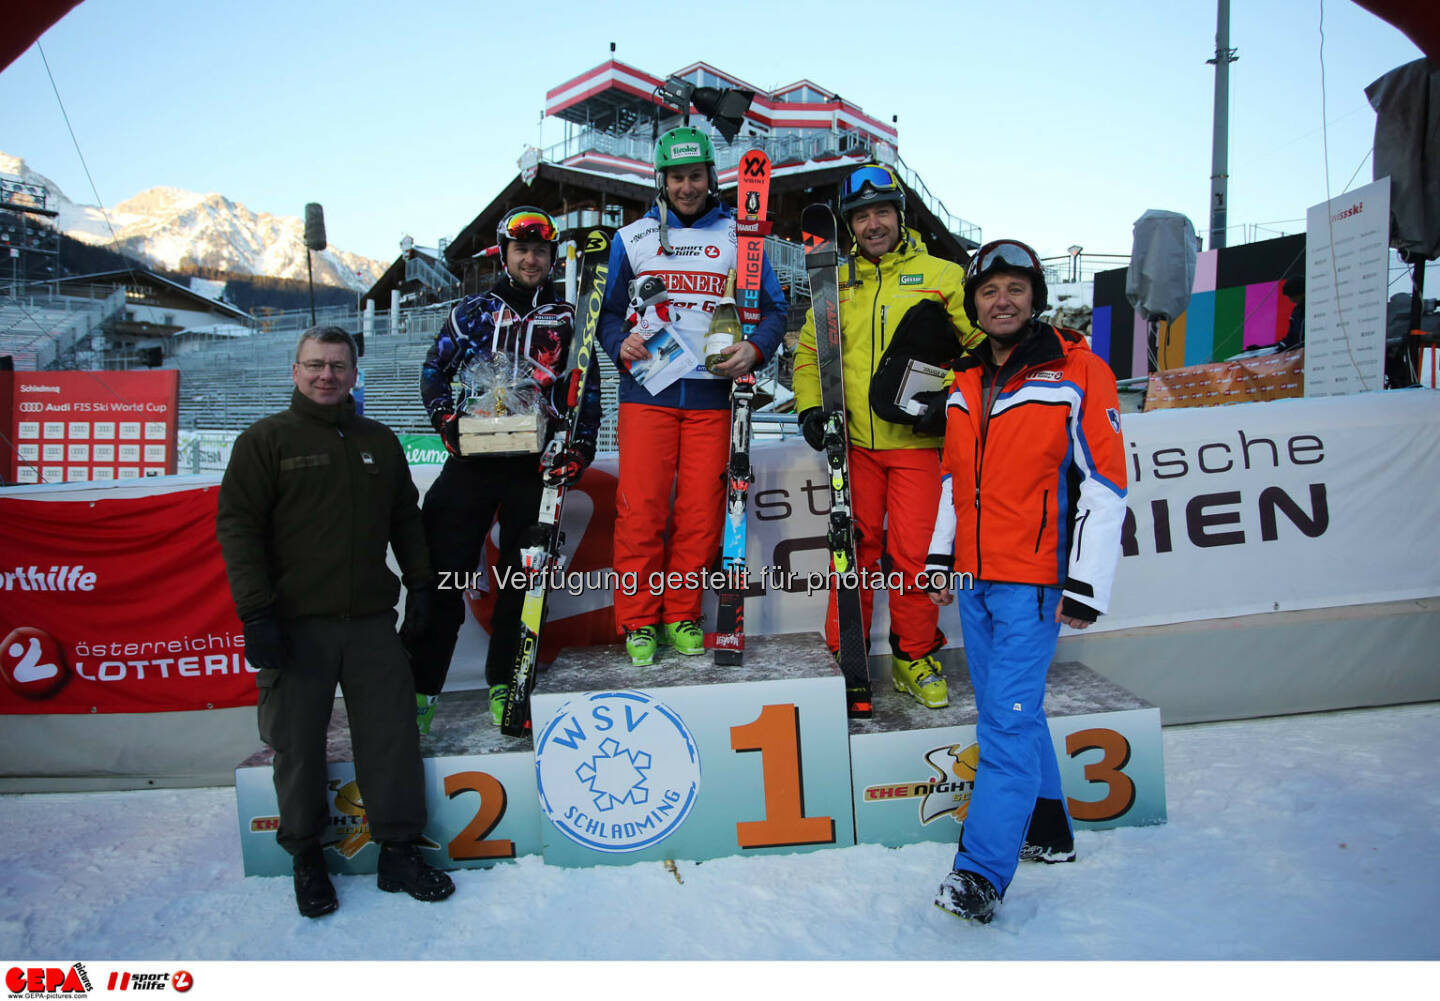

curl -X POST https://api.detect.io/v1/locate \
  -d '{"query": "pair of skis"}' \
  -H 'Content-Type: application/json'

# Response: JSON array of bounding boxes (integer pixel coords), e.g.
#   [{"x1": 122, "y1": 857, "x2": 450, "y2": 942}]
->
[
  {"x1": 712, "y1": 150, "x2": 771, "y2": 665},
  {"x1": 802, "y1": 204, "x2": 870, "y2": 715},
  {"x1": 711, "y1": 171, "x2": 865, "y2": 709},
  {"x1": 499, "y1": 229, "x2": 610, "y2": 736}
]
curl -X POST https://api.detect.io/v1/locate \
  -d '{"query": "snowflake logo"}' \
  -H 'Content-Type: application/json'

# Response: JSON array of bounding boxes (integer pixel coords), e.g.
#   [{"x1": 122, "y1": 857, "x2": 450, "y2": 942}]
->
[{"x1": 575, "y1": 738, "x2": 652, "y2": 812}]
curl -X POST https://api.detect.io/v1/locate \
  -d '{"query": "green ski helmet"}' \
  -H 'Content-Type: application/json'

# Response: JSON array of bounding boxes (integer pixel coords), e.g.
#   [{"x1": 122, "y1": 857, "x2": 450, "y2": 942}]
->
[{"x1": 654, "y1": 126, "x2": 719, "y2": 203}]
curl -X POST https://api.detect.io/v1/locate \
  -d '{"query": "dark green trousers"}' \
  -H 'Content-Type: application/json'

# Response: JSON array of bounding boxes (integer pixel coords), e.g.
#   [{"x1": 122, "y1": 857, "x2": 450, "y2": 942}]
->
[{"x1": 257, "y1": 612, "x2": 426, "y2": 855}]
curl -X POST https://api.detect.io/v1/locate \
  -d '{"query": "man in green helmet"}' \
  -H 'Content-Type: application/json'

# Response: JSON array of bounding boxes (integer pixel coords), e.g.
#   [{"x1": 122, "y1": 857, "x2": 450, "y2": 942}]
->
[{"x1": 597, "y1": 126, "x2": 788, "y2": 666}]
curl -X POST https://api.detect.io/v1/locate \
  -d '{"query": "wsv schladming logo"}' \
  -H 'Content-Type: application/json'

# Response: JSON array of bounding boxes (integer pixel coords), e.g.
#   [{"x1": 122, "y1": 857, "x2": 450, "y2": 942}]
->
[{"x1": 535, "y1": 690, "x2": 700, "y2": 853}]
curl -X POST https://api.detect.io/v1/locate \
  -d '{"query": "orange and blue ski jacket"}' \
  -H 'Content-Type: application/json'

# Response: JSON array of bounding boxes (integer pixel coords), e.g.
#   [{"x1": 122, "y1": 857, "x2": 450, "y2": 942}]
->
[{"x1": 927, "y1": 324, "x2": 1128, "y2": 614}]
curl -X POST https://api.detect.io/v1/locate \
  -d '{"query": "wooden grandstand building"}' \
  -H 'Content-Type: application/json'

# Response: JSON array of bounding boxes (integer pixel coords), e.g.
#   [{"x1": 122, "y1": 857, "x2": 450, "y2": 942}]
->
[{"x1": 365, "y1": 58, "x2": 982, "y2": 311}]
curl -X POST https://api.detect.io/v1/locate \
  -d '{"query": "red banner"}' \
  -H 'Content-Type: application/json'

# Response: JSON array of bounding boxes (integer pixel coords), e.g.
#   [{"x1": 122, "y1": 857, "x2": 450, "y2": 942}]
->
[
  {"x1": 2, "y1": 370, "x2": 180, "y2": 485},
  {"x1": 0, "y1": 487, "x2": 256, "y2": 715}
]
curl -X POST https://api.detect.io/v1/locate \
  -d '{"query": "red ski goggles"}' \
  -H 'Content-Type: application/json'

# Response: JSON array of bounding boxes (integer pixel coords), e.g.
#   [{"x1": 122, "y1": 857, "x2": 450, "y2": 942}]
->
[
  {"x1": 502, "y1": 210, "x2": 559, "y2": 242},
  {"x1": 840, "y1": 164, "x2": 902, "y2": 201}
]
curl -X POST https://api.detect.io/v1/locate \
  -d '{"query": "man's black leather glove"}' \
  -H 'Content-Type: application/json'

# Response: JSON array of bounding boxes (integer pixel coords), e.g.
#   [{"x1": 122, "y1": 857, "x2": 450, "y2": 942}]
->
[
  {"x1": 403, "y1": 583, "x2": 438, "y2": 641},
  {"x1": 799, "y1": 407, "x2": 827, "y2": 452},
  {"x1": 913, "y1": 390, "x2": 949, "y2": 436},
  {"x1": 242, "y1": 605, "x2": 291, "y2": 672}
]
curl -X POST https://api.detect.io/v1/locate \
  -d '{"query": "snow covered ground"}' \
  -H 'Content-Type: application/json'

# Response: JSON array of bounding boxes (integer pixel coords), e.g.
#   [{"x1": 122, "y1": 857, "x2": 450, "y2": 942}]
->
[{"x1": 2, "y1": 703, "x2": 1436, "y2": 981}]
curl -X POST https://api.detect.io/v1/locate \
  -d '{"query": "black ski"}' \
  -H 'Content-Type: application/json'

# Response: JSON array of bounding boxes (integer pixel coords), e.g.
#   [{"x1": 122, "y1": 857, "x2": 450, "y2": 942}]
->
[
  {"x1": 801, "y1": 203, "x2": 871, "y2": 717},
  {"x1": 499, "y1": 229, "x2": 610, "y2": 736}
]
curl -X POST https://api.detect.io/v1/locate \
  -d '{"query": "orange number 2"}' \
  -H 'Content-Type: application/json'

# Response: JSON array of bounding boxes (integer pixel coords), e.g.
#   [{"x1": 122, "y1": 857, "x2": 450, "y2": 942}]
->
[{"x1": 443, "y1": 770, "x2": 516, "y2": 860}]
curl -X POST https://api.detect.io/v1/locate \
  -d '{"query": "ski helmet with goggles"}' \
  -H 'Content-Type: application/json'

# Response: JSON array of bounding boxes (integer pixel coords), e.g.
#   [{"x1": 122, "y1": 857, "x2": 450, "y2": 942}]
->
[
  {"x1": 496, "y1": 206, "x2": 560, "y2": 282},
  {"x1": 839, "y1": 163, "x2": 906, "y2": 224},
  {"x1": 654, "y1": 126, "x2": 719, "y2": 202},
  {"x1": 962, "y1": 239, "x2": 1048, "y2": 325}
]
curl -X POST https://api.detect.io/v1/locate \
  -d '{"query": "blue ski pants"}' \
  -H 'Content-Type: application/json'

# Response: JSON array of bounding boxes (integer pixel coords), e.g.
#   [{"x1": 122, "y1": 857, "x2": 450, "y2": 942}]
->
[{"x1": 951, "y1": 580, "x2": 1069, "y2": 893}]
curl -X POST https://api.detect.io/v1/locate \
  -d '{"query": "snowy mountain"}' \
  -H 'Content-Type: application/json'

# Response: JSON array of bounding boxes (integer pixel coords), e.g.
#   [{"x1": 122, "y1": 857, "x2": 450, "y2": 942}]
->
[{"x1": 0, "y1": 153, "x2": 387, "y2": 292}]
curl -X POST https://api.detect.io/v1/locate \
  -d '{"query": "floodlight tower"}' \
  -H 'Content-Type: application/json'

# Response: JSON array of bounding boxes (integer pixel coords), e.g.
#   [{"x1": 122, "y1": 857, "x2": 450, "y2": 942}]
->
[{"x1": 1207, "y1": 0, "x2": 1238, "y2": 250}]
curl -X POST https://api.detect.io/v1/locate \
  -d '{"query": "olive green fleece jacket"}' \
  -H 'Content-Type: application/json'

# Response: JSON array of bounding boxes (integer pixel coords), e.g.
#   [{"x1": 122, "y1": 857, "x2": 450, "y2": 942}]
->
[{"x1": 216, "y1": 389, "x2": 434, "y2": 621}]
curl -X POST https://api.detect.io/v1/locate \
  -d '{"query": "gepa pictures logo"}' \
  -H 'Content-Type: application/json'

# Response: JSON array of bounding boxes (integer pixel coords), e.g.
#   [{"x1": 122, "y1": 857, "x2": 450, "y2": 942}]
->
[{"x1": 6, "y1": 963, "x2": 92, "y2": 997}]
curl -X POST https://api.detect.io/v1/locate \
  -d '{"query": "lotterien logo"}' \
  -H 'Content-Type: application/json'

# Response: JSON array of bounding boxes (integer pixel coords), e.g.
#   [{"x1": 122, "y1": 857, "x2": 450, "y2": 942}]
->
[{"x1": 535, "y1": 690, "x2": 700, "y2": 853}]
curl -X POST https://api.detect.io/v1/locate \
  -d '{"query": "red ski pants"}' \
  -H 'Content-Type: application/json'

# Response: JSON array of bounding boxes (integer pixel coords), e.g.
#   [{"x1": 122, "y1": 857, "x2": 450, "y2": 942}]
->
[
  {"x1": 614, "y1": 402, "x2": 729, "y2": 631},
  {"x1": 824, "y1": 445, "x2": 945, "y2": 661}
]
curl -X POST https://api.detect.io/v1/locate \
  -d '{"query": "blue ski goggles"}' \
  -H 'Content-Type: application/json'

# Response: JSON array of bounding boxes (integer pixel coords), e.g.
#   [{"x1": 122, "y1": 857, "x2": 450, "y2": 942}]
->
[{"x1": 840, "y1": 164, "x2": 902, "y2": 201}]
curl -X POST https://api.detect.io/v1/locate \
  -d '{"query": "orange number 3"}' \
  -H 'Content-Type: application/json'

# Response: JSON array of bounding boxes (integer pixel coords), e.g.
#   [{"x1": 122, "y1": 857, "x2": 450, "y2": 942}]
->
[{"x1": 1064, "y1": 727, "x2": 1137, "y2": 823}]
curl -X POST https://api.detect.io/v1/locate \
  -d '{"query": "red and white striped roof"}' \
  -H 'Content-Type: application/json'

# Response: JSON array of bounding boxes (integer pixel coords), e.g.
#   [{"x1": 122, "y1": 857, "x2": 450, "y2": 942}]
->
[{"x1": 545, "y1": 60, "x2": 898, "y2": 144}]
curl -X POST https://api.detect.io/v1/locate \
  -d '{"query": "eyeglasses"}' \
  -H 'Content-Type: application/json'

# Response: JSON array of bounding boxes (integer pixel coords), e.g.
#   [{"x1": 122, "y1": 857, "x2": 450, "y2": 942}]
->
[
  {"x1": 840, "y1": 164, "x2": 901, "y2": 200},
  {"x1": 967, "y1": 240, "x2": 1043, "y2": 282},
  {"x1": 502, "y1": 210, "x2": 559, "y2": 242},
  {"x1": 298, "y1": 360, "x2": 352, "y2": 374}
]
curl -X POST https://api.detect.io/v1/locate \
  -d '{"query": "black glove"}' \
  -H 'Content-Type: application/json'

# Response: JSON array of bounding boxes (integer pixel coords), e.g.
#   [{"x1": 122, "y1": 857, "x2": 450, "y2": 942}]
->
[
  {"x1": 242, "y1": 605, "x2": 290, "y2": 672},
  {"x1": 799, "y1": 408, "x2": 827, "y2": 452},
  {"x1": 544, "y1": 440, "x2": 595, "y2": 486},
  {"x1": 548, "y1": 368, "x2": 585, "y2": 417},
  {"x1": 436, "y1": 413, "x2": 462, "y2": 458},
  {"x1": 912, "y1": 390, "x2": 949, "y2": 436},
  {"x1": 402, "y1": 583, "x2": 438, "y2": 640}
]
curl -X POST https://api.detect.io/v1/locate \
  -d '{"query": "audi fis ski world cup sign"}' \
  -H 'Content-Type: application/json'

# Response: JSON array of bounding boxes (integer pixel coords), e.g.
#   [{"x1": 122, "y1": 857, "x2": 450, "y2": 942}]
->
[{"x1": 534, "y1": 690, "x2": 700, "y2": 852}]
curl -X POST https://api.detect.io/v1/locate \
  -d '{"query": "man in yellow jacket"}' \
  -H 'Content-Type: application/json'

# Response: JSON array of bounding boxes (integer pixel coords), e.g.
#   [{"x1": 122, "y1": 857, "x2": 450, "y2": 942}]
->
[{"x1": 794, "y1": 163, "x2": 984, "y2": 713}]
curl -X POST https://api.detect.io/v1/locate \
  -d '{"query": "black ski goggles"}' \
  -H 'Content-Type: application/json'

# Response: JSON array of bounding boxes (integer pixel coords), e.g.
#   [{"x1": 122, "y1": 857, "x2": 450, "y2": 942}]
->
[
  {"x1": 966, "y1": 239, "x2": 1043, "y2": 282},
  {"x1": 840, "y1": 164, "x2": 902, "y2": 201}
]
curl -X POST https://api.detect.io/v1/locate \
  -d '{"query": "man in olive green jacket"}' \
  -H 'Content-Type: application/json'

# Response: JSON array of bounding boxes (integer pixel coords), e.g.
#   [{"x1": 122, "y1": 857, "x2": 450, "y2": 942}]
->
[{"x1": 217, "y1": 325, "x2": 454, "y2": 918}]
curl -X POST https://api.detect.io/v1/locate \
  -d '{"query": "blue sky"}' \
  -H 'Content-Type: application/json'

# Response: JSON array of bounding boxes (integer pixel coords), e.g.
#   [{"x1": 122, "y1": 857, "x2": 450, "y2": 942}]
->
[{"x1": 0, "y1": 0, "x2": 1425, "y2": 269}]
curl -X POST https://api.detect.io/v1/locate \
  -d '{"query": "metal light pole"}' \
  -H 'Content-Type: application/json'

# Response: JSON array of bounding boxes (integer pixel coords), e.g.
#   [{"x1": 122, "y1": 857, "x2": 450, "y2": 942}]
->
[{"x1": 1207, "y1": 0, "x2": 1238, "y2": 250}]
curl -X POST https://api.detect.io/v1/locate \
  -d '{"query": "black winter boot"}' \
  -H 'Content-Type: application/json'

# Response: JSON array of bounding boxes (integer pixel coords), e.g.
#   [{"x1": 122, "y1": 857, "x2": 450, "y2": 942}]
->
[
  {"x1": 934, "y1": 868, "x2": 1000, "y2": 923},
  {"x1": 292, "y1": 846, "x2": 338, "y2": 918},
  {"x1": 377, "y1": 842, "x2": 455, "y2": 902}
]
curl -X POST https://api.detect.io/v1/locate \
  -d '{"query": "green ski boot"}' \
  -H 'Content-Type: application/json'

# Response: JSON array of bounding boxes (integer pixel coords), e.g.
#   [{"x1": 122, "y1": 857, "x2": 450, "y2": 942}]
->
[
  {"x1": 415, "y1": 694, "x2": 439, "y2": 735},
  {"x1": 625, "y1": 625, "x2": 658, "y2": 667},
  {"x1": 661, "y1": 619, "x2": 705, "y2": 657}
]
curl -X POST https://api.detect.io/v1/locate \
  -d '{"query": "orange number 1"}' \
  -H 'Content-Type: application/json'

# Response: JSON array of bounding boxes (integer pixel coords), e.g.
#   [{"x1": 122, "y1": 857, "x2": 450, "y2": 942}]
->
[{"x1": 730, "y1": 703, "x2": 835, "y2": 849}]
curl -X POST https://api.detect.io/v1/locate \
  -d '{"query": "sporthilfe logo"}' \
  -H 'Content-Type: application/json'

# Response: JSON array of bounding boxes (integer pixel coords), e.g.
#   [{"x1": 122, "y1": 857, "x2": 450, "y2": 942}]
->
[{"x1": 535, "y1": 690, "x2": 700, "y2": 852}]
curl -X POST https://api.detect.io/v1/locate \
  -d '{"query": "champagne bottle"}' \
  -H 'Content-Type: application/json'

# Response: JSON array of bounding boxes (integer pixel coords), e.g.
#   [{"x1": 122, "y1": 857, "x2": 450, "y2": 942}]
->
[{"x1": 704, "y1": 269, "x2": 742, "y2": 374}]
